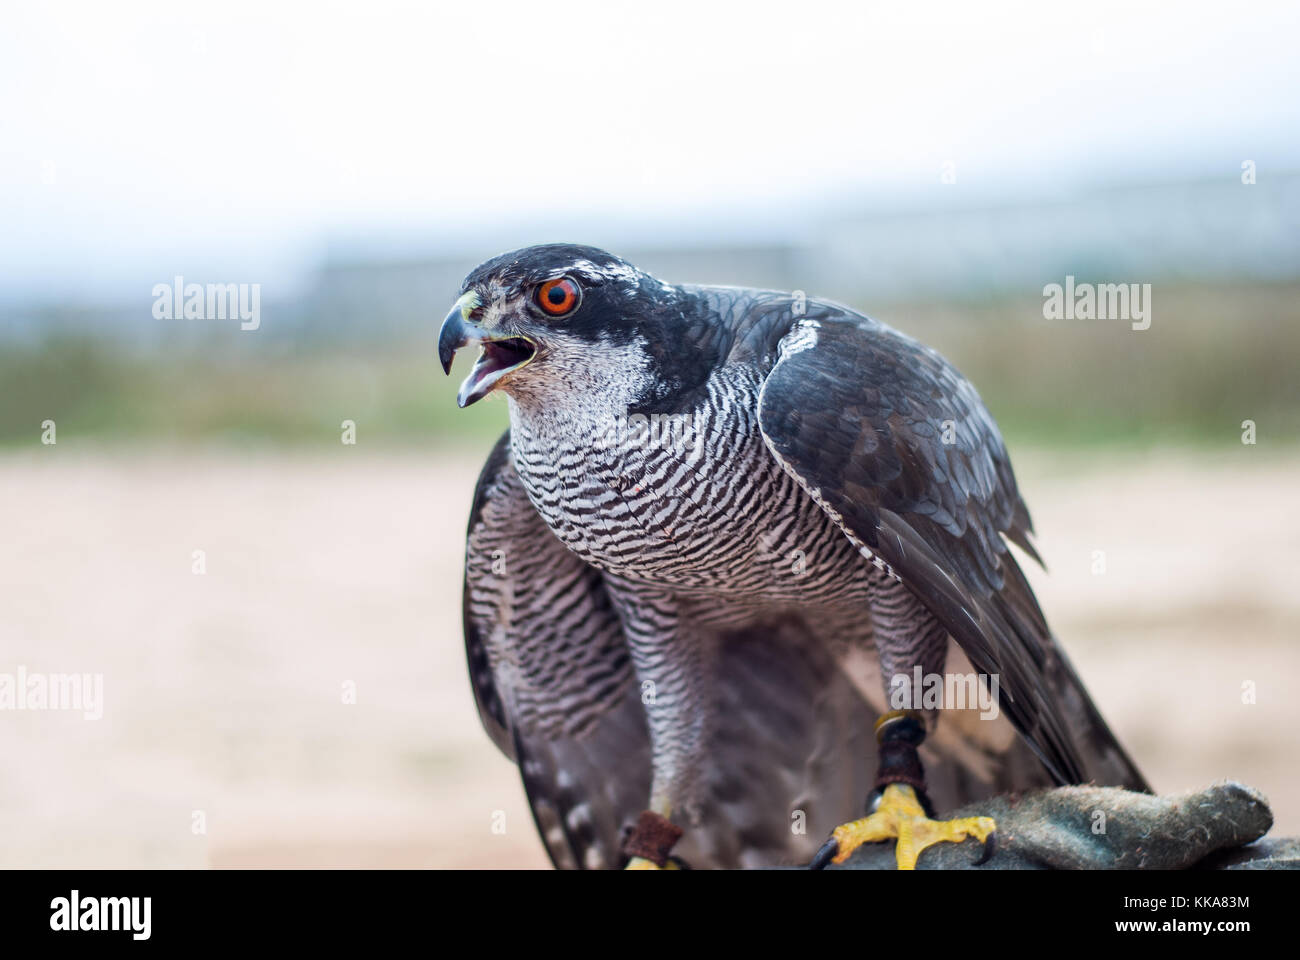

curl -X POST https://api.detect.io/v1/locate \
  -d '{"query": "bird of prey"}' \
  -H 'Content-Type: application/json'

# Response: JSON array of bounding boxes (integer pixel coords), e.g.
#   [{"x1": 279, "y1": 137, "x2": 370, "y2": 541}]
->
[{"x1": 438, "y1": 243, "x2": 1148, "y2": 870}]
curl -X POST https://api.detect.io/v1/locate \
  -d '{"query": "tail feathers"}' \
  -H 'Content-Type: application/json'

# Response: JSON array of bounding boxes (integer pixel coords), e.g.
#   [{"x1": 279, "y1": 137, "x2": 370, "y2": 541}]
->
[
  {"x1": 1046, "y1": 641, "x2": 1151, "y2": 793},
  {"x1": 680, "y1": 617, "x2": 879, "y2": 867}
]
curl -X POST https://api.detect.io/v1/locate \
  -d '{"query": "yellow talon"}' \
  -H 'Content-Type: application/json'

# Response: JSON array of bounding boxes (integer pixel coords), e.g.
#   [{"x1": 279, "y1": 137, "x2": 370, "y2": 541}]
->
[{"x1": 830, "y1": 783, "x2": 996, "y2": 870}]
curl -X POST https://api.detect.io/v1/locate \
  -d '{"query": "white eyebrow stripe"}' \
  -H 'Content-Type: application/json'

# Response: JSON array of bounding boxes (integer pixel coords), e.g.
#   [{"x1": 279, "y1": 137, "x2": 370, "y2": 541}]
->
[{"x1": 569, "y1": 259, "x2": 643, "y2": 287}]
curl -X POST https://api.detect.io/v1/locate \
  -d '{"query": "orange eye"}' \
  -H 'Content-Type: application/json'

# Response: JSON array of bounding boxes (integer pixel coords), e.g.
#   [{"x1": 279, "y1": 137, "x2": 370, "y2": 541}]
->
[{"x1": 535, "y1": 277, "x2": 580, "y2": 316}]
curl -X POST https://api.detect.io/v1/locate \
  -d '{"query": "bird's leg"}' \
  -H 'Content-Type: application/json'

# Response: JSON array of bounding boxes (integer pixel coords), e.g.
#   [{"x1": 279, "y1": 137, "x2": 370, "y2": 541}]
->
[
  {"x1": 604, "y1": 579, "x2": 714, "y2": 871},
  {"x1": 810, "y1": 710, "x2": 997, "y2": 870},
  {"x1": 811, "y1": 584, "x2": 996, "y2": 869}
]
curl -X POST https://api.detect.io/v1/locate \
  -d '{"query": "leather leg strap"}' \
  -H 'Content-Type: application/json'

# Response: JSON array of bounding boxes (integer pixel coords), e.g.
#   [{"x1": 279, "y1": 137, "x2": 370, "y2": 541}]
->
[
  {"x1": 622, "y1": 810, "x2": 683, "y2": 867},
  {"x1": 873, "y1": 710, "x2": 928, "y2": 793}
]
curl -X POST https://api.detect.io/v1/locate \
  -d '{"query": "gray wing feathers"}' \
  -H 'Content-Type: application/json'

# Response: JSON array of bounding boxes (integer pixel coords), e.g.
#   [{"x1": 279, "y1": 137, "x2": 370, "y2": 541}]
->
[{"x1": 757, "y1": 310, "x2": 1148, "y2": 793}]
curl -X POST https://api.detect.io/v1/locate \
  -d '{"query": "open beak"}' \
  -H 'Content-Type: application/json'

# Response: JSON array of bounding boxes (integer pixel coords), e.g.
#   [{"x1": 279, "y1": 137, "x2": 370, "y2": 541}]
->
[{"x1": 438, "y1": 293, "x2": 537, "y2": 407}]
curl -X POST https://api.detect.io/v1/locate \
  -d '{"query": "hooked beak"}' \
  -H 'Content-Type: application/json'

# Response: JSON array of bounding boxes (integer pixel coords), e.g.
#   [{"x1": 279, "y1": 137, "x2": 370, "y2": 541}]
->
[{"x1": 438, "y1": 292, "x2": 537, "y2": 407}]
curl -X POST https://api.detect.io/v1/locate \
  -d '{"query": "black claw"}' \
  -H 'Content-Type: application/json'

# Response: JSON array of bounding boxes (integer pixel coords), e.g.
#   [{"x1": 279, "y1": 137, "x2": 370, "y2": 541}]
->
[
  {"x1": 973, "y1": 830, "x2": 997, "y2": 866},
  {"x1": 917, "y1": 790, "x2": 937, "y2": 820},
  {"x1": 809, "y1": 838, "x2": 840, "y2": 870}
]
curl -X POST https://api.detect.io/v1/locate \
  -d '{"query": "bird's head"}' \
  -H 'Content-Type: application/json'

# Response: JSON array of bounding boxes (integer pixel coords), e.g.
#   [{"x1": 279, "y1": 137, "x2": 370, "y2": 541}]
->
[{"x1": 438, "y1": 244, "x2": 696, "y2": 409}]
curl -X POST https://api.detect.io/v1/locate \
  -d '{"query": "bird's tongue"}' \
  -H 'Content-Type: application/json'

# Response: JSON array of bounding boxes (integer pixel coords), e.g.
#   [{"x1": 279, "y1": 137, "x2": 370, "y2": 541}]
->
[{"x1": 457, "y1": 340, "x2": 531, "y2": 408}]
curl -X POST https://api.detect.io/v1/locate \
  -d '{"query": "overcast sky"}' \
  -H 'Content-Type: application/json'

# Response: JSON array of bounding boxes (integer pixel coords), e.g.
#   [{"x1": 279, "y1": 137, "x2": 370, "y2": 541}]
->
[{"x1": 2, "y1": 0, "x2": 1297, "y2": 301}]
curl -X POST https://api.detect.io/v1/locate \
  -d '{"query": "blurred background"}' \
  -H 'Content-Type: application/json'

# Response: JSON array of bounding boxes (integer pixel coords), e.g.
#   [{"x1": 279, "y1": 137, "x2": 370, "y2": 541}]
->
[{"x1": 1, "y1": 1, "x2": 1297, "y2": 867}]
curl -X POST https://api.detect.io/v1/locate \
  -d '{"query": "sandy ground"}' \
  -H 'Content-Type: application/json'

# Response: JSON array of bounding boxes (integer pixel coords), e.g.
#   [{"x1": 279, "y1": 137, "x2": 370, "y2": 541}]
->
[{"x1": 1, "y1": 445, "x2": 1297, "y2": 868}]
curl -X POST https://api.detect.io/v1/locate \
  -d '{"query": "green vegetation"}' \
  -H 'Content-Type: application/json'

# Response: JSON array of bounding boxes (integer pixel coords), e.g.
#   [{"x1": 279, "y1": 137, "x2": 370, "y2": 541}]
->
[
  {"x1": 2, "y1": 281, "x2": 1296, "y2": 451},
  {"x1": 891, "y1": 281, "x2": 1300, "y2": 449}
]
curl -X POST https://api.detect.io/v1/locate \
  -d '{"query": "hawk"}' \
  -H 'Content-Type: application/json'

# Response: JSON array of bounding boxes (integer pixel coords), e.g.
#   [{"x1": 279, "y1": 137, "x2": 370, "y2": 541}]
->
[{"x1": 438, "y1": 244, "x2": 1148, "y2": 869}]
